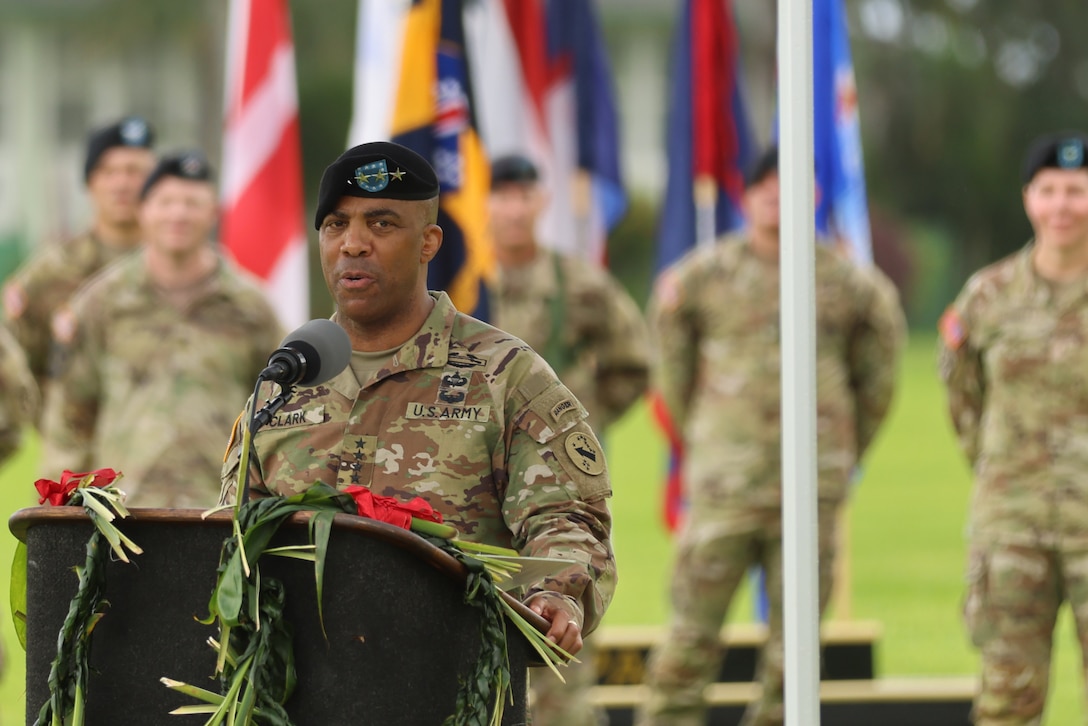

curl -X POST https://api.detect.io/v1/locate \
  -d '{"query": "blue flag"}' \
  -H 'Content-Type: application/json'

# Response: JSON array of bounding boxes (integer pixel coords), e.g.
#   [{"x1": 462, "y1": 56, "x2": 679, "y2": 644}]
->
[
  {"x1": 654, "y1": 0, "x2": 755, "y2": 274},
  {"x1": 814, "y1": 0, "x2": 873, "y2": 263}
]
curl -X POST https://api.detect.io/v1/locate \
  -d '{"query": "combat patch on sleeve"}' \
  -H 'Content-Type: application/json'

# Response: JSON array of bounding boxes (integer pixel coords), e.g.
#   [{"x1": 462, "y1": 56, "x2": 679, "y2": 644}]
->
[
  {"x1": 939, "y1": 307, "x2": 966, "y2": 351},
  {"x1": 565, "y1": 430, "x2": 605, "y2": 476},
  {"x1": 224, "y1": 411, "x2": 244, "y2": 463}
]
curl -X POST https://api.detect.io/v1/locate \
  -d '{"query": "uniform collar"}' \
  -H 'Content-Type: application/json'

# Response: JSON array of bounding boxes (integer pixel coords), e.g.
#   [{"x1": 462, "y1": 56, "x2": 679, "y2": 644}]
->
[
  {"x1": 495, "y1": 250, "x2": 557, "y2": 298},
  {"x1": 327, "y1": 291, "x2": 457, "y2": 399}
]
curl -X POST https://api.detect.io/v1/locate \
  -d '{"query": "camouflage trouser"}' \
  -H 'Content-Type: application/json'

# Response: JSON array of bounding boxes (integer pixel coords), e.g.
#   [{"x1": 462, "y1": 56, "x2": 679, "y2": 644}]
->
[
  {"x1": 964, "y1": 542, "x2": 1088, "y2": 726},
  {"x1": 635, "y1": 502, "x2": 838, "y2": 726},
  {"x1": 529, "y1": 637, "x2": 607, "y2": 726}
]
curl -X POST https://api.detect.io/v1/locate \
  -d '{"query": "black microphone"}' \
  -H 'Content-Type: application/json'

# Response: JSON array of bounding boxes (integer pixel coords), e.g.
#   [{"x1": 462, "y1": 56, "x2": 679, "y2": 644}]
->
[{"x1": 259, "y1": 319, "x2": 351, "y2": 386}]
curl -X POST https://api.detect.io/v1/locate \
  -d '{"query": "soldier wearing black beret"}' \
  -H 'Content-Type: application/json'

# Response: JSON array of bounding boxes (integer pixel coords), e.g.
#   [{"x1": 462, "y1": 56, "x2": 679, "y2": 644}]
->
[
  {"x1": 313, "y1": 140, "x2": 440, "y2": 229},
  {"x1": 141, "y1": 150, "x2": 214, "y2": 199},
  {"x1": 939, "y1": 129, "x2": 1088, "y2": 725},
  {"x1": 486, "y1": 151, "x2": 649, "y2": 726},
  {"x1": 3, "y1": 115, "x2": 157, "y2": 408},
  {"x1": 41, "y1": 144, "x2": 283, "y2": 508},
  {"x1": 1021, "y1": 131, "x2": 1088, "y2": 183},
  {"x1": 84, "y1": 115, "x2": 155, "y2": 182},
  {"x1": 221, "y1": 141, "x2": 618, "y2": 680}
]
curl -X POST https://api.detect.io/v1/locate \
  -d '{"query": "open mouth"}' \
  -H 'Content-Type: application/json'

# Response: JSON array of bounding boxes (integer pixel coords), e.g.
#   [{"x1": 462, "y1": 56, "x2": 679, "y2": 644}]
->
[{"x1": 340, "y1": 270, "x2": 374, "y2": 290}]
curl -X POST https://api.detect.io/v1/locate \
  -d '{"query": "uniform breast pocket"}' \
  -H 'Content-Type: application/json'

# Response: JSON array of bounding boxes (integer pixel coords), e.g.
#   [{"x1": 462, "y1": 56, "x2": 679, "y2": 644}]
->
[
  {"x1": 385, "y1": 403, "x2": 498, "y2": 483},
  {"x1": 984, "y1": 313, "x2": 1053, "y2": 386}
]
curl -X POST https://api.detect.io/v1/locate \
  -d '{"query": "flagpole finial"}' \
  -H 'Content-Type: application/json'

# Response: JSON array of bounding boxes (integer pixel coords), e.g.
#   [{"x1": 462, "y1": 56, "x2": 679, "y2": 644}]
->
[{"x1": 692, "y1": 175, "x2": 717, "y2": 208}]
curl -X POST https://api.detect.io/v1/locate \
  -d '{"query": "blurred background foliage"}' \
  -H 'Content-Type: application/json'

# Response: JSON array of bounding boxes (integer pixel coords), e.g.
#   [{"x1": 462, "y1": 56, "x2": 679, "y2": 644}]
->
[{"x1": 2, "y1": 0, "x2": 1087, "y2": 326}]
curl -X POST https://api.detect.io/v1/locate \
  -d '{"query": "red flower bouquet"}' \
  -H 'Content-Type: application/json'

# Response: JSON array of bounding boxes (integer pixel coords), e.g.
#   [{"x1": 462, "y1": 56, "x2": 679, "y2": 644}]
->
[{"x1": 342, "y1": 485, "x2": 444, "y2": 530}]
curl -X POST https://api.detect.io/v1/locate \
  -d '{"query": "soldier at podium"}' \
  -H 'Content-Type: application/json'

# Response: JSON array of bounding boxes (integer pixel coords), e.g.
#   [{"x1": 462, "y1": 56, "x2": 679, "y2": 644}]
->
[{"x1": 220, "y1": 141, "x2": 617, "y2": 655}]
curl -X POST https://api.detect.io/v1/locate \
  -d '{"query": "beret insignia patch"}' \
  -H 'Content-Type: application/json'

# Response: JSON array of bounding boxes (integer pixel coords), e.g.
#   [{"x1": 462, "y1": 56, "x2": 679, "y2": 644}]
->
[
  {"x1": 355, "y1": 160, "x2": 390, "y2": 193},
  {"x1": 1058, "y1": 139, "x2": 1085, "y2": 169},
  {"x1": 119, "y1": 117, "x2": 150, "y2": 145}
]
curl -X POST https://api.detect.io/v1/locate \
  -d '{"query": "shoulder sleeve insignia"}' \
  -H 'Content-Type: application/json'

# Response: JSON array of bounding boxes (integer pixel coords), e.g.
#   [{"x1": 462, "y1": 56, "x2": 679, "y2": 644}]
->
[
  {"x1": 224, "y1": 411, "x2": 244, "y2": 463},
  {"x1": 51, "y1": 307, "x2": 78, "y2": 345},
  {"x1": 3, "y1": 283, "x2": 26, "y2": 320},
  {"x1": 938, "y1": 307, "x2": 967, "y2": 351},
  {"x1": 653, "y1": 269, "x2": 681, "y2": 313},
  {"x1": 564, "y1": 430, "x2": 605, "y2": 476}
]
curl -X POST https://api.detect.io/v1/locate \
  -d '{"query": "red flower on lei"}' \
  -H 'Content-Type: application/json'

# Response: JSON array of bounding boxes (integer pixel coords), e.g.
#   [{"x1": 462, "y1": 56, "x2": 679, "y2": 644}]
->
[
  {"x1": 34, "y1": 468, "x2": 120, "y2": 506},
  {"x1": 342, "y1": 485, "x2": 443, "y2": 530}
]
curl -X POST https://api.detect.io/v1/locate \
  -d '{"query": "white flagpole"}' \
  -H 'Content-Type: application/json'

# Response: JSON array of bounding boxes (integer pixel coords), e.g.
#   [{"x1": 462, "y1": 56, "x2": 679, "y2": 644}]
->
[
  {"x1": 694, "y1": 175, "x2": 717, "y2": 248},
  {"x1": 779, "y1": 0, "x2": 821, "y2": 723}
]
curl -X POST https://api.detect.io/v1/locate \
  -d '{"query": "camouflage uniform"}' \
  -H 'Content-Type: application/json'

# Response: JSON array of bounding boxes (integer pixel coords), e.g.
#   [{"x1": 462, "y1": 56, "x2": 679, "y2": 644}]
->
[
  {"x1": 41, "y1": 251, "x2": 283, "y2": 508},
  {"x1": 3, "y1": 231, "x2": 136, "y2": 409},
  {"x1": 220, "y1": 291, "x2": 617, "y2": 634},
  {"x1": 939, "y1": 243, "x2": 1088, "y2": 725},
  {"x1": 638, "y1": 234, "x2": 905, "y2": 726},
  {"x1": 0, "y1": 321, "x2": 39, "y2": 463},
  {"x1": 491, "y1": 249, "x2": 650, "y2": 432},
  {"x1": 491, "y1": 249, "x2": 649, "y2": 725}
]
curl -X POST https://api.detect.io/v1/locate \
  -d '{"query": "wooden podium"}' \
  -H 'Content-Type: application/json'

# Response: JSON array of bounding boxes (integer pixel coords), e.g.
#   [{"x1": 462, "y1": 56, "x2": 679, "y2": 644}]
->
[{"x1": 11, "y1": 507, "x2": 544, "y2": 725}]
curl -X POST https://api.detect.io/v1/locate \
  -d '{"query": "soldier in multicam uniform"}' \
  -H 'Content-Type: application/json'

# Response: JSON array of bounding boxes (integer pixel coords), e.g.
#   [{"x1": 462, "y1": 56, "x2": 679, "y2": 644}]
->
[
  {"x1": 0, "y1": 322, "x2": 36, "y2": 682},
  {"x1": 939, "y1": 131, "x2": 1088, "y2": 726},
  {"x1": 0, "y1": 322, "x2": 38, "y2": 463},
  {"x1": 41, "y1": 151, "x2": 283, "y2": 507},
  {"x1": 4, "y1": 116, "x2": 155, "y2": 412},
  {"x1": 220, "y1": 141, "x2": 616, "y2": 656},
  {"x1": 636, "y1": 147, "x2": 905, "y2": 726},
  {"x1": 487, "y1": 153, "x2": 648, "y2": 726}
]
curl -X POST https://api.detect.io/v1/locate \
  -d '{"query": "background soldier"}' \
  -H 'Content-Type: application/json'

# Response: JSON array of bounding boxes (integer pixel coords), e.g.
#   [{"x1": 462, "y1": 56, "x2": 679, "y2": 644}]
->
[
  {"x1": 487, "y1": 153, "x2": 650, "y2": 726},
  {"x1": 221, "y1": 141, "x2": 616, "y2": 655},
  {"x1": 41, "y1": 151, "x2": 283, "y2": 507},
  {"x1": 4, "y1": 116, "x2": 156, "y2": 410},
  {"x1": 637, "y1": 147, "x2": 906, "y2": 726},
  {"x1": 939, "y1": 131, "x2": 1088, "y2": 725},
  {"x1": 0, "y1": 322, "x2": 38, "y2": 465}
]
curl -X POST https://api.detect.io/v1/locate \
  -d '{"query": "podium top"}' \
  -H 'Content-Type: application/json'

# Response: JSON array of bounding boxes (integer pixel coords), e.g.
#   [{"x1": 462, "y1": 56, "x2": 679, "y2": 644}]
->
[{"x1": 9, "y1": 506, "x2": 549, "y2": 634}]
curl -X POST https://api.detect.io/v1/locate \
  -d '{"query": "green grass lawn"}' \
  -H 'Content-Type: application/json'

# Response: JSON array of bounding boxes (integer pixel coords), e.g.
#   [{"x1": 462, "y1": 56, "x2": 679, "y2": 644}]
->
[
  {"x1": 602, "y1": 333, "x2": 1082, "y2": 724},
  {"x1": 0, "y1": 333, "x2": 1080, "y2": 723}
]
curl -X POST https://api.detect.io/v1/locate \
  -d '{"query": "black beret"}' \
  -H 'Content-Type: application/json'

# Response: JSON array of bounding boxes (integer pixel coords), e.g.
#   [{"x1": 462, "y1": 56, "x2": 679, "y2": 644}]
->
[
  {"x1": 745, "y1": 146, "x2": 779, "y2": 188},
  {"x1": 83, "y1": 115, "x2": 155, "y2": 182},
  {"x1": 314, "y1": 141, "x2": 439, "y2": 229},
  {"x1": 1022, "y1": 131, "x2": 1088, "y2": 183},
  {"x1": 140, "y1": 151, "x2": 214, "y2": 199},
  {"x1": 490, "y1": 154, "x2": 539, "y2": 188}
]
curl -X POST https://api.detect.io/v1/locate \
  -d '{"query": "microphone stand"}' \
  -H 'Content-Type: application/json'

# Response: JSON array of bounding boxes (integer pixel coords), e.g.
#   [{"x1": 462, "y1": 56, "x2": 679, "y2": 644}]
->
[
  {"x1": 251, "y1": 384, "x2": 295, "y2": 431},
  {"x1": 235, "y1": 377, "x2": 297, "y2": 507}
]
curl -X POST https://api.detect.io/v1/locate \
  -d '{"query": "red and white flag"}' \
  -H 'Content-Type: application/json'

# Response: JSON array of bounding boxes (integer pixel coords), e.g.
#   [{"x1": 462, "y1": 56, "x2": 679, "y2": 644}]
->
[{"x1": 222, "y1": 0, "x2": 308, "y2": 329}]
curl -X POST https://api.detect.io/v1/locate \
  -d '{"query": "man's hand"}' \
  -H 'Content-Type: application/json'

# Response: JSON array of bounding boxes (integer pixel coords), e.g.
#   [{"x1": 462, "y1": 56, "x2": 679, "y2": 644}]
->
[{"x1": 528, "y1": 593, "x2": 583, "y2": 656}]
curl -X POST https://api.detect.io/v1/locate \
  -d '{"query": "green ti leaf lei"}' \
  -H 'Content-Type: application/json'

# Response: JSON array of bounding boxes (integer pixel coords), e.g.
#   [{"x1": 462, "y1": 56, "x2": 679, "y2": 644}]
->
[
  {"x1": 26, "y1": 470, "x2": 143, "y2": 726},
  {"x1": 163, "y1": 483, "x2": 571, "y2": 726}
]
